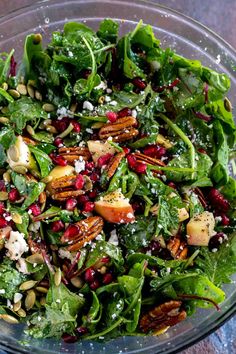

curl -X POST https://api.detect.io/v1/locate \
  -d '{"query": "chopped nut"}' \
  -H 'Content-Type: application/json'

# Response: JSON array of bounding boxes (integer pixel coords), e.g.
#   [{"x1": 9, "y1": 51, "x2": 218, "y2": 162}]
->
[{"x1": 99, "y1": 116, "x2": 138, "y2": 142}]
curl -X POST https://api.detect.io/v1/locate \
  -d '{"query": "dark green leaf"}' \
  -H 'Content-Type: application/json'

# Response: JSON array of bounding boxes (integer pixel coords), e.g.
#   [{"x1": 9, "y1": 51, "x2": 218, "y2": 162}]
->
[
  {"x1": 29, "y1": 145, "x2": 52, "y2": 178},
  {"x1": 0, "y1": 127, "x2": 16, "y2": 149}
]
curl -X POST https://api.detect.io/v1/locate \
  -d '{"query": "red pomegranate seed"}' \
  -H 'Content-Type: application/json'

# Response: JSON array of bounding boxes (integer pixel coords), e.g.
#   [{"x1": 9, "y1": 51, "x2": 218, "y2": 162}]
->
[
  {"x1": 132, "y1": 77, "x2": 147, "y2": 90},
  {"x1": 0, "y1": 217, "x2": 8, "y2": 228},
  {"x1": 63, "y1": 224, "x2": 80, "y2": 240},
  {"x1": 10, "y1": 55, "x2": 17, "y2": 77},
  {"x1": 77, "y1": 195, "x2": 90, "y2": 205},
  {"x1": 75, "y1": 175, "x2": 84, "y2": 190},
  {"x1": 198, "y1": 148, "x2": 207, "y2": 154},
  {"x1": 106, "y1": 111, "x2": 118, "y2": 123},
  {"x1": 90, "y1": 279, "x2": 100, "y2": 290},
  {"x1": 123, "y1": 147, "x2": 130, "y2": 155},
  {"x1": 143, "y1": 145, "x2": 167, "y2": 159},
  {"x1": 0, "y1": 202, "x2": 5, "y2": 215},
  {"x1": 66, "y1": 198, "x2": 78, "y2": 211},
  {"x1": 28, "y1": 204, "x2": 41, "y2": 216},
  {"x1": 51, "y1": 220, "x2": 65, "y2": 232},
  {"x1": 102, "y1": 273, "x2": 113, "y2": 285},
  {"x1": 8, "y1": 188, "x2": 20, "y2": 203},
  {"x1": 54, "y1": 137, "x2": 63, "y2": 147},
  {"x1": 135, "y1": 162, "x2": 147, "y2": 174},
  {"x1": 71, "y1": 120, "x2": 81, "y2": 133},
  {"x1": 90, "y1": 172, "x2": 99, "y2": 182},
  {"x1": 209, "y1": 232, "x2": 227, "y2": 251},
  {"x1": 117, "y1": 107, "x2": 132, "y2": 118},
  {"x1": 132, "y1": 201, "x2": 142, "y2": 212},
  {"x1": 51, "y1": 155, "x2": 67, "y2": 166},
  {"x1": 0, "y1": 180, "x2": 6, "y2": 192},
  {"x1": 52, "y1": 117, "x2": 70, "y2": 133},
  {"x1": 62, "y1": 334, "x2": 77, "y2": 343},
  {"x1": 85, "y1": 161, "x2": 95, "y2": 171},
  {"x1": 84, "y1": 268, "x2": 96, "y2": 283},
  {"x1": 220, "y1": 214, "x2": 230, "y2": 226},
  {"x1": 97, "y1": 153, "x2": 113, "y2": 167},
  {"x1": 76, "y1": 327, "x2": 88, "y2": 336},
  {"x1": 82, "y1": 69, "x2": 92, "y2": 79},
  {"x1": 168, "y1": 182, "x2": 177, "y2": 189},
  {"x1": 88, "y1": 189, "x2": 98, "y2": 199},
  {"x1": 83, "y1": 201, "x2": 95, "y2": 212},
  {"x1": 101, "y1": 256, "x2": 110, "y2": 263},
  {"x1": 208, "y1": 188, "x2": 230, "y2": 212},
  {"x1": 127, "y1": 154, "x2": 137, "y2": 169}
]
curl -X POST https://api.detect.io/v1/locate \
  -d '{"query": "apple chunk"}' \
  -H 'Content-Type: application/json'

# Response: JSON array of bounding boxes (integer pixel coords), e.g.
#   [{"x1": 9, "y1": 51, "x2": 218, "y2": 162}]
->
[
  {"x1": 186, "y1": 211, "x2": 215, "y2": 246},
  {"x1": 87, "y1": 140, "x2": 116, "y2": 163},
  {"x1": 94, "y1": 190, "x2": 135, "y2": 223}
]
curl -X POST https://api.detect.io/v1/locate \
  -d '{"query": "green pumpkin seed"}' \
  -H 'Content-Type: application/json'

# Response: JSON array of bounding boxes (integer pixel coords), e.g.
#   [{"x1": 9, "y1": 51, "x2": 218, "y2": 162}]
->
[
  {"x1": 1, "y1": 106, "x2": 8, "y2": 114},
  {"x1": 40, "y1": 297, "x2": 46, "y2": 306},
  {"x1": 33, "y1": 33, "x2": 42, "y2": 44},
  {"x1": 0, "y1": 117, "x2": 9, "y2": 124},
  {"x1": 27, "y1": 84, "x2": 35, "y2": 98},
  {"x1": 1, "y1": 82, "x2": 8, "y2": 91},
  {"x1": 8, "y1": 89, "x2": 21, "y2": 99},
  {"x1": 12, "y1": 165, "x2": 28, "y2": 174},
  {"x1": 99, "y1": 266, "x2": 107, "y2": 275},
  {"x1": 54, "y1": 268, "x2": 62, "y2": 287},
  {"x1": 13, "y1": 300, "x2": 22, "y2": 312},
  {"x1": 224, "y1": 97, "x2": 232, "y2": 112},
  {"x1": 35, "y1": 90, "x2": 42, "y2": 101},
  {"x1": 35, "y1": 286, "x2": 48, "y2": 294},
  {"x1": 26, "y1": 253, "x2": 44, "y2": 264},
  {"x1": 0, "y1": 191, "x2": 8, "y2": 201},
  {"x1": 43, "y1": 103, "x2": 55, "y2": 112},
  {"x1": 3, "y1": 171, "x2": 11, "y2": 183},
  {"x1": 98, "y1": 95, "x2": 105, "y2": 104},
  {"x1": 7, "y1": 145, "x2": 19, "y2": 162},
  {"x1": 17, "y1": 84, "x2": 27, "y2": 96},
  {"x1": 26, "y1": 125, "x2": 35, "y2": 136},
  {"x1": 0, "y1": 314, "x2": 19, "y2": 324},
  {"x1": 17, "y1": 308, "x2": 26, "y2": 318},
  {"x1": 25, "y1": 290, "x2": 36, "y2": 310},
  {"x1": 12, "y1": 212, "x2": 22, "y2": 224},
  {"x1": 70, "y1": 276, "x2": 83, "y2": 288},
  {"x1": 19, "y1": 280, "x2": 38, "y2": 291},
  {"x1": 45, "y1": 125, "x2": 57, "y2": 134}
]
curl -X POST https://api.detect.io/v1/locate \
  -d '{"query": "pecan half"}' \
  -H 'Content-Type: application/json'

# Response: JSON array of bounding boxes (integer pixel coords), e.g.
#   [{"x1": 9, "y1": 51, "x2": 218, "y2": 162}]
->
[
  {"x1": 104, "y1": 151, "x2": 125, "y2": 179},
  {"x1": 167, "y1": 236, "x2": 188, "y2": 260},
  {"x1": 98, "y1": 116, "x2": 138, "y2": 142},
  {"x1": 134, "y1": 152, "x2": 166, "y2": 167},
  {"x1": 47, "y1": 175, "x2": 85, "y2": 201},
  {"x1": 61, "y1": 216, "x2": 104, "y2": 251},
  {"x1": 140, "y1": 300, "x2": 187, "y2": 334},
  {"x1": 58, "y1": 147, "x2": 91, "y2": 164}
]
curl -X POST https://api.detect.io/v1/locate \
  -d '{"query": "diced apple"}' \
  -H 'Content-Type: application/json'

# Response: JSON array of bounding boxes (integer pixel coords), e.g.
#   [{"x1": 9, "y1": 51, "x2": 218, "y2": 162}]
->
[
  {"x1": 94, "y1": 190, "x2": 135, "y2": 223},
  {"x1": 186, "y1": 211, "x2": 215, "y2": 246},
  {"x1": 48, "y1": 165, "x2": 75, "y2": 181},
  {"x1": 7, "y1": 135, "x2": 37, "y2": 171},
  {"x1": 178, "y1": 208, "x2": 189, "y2": 222},
  {"x1": 87, "y1": 140, "x2": 116, "y2": 163}
]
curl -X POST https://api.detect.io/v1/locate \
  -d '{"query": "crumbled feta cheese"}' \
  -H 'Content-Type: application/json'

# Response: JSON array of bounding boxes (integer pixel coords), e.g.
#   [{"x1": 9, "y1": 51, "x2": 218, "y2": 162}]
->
[
  {"x1": 106, "y1": 88, "x2": 112, "y2": 94},
  {"x1": 5, "y1": 231, "x2": 29, "y2": 260},
  {"x1": 104, "y1": 96, "x2": 111, "y2": 103},
  {"x1": 0, "y1": 289, "x2": 5, "y2": 294},
  {"x1": 215, "y1": 216, "x2": 222, "y2": 223},
  {"x1": 28, "y1": 221, "x2": 41, "y2": 233},
  {"x1": 131, "y1": 109, "x2": 137, "y2": 118},
  {"x1": 109, "y1": 100, "x2": 117, "y2": 106},
  {"x1": 94, "y1": 81, "x2": 107, "y2": 90},
  {"x1": 68, "y1": 51, "x2": 73, "y2": 57},
  {"x1": 58, "y1": 248, "x2": 74, "y2": 262},
  {"x1": 83, "y1": 101, "x2": 94, "y2": 111},
  {"x1": 5, "y1": 215, "x2": 12, "y2": 222},
  {"x1": 86, "y1": 128, "x2": 93, "y2": 134},
  {"x1": 108, "y1": 229, "x2": 119, "y2": 246},
  {"x1": 57, "y1": 106, "x2": 73, "y2": 119},
  {"x1": 14, "y1": 293, "x2": 23, "y2": 303},
  {"x1": 75, "y1": 158, "x2": 85, "y2": 173},
  {"x1": 16, "y1": 258, "x2": 30, "y2": 274},
  {"x1": 127, "y1": 212, "x2": 134, "y2": 219}
]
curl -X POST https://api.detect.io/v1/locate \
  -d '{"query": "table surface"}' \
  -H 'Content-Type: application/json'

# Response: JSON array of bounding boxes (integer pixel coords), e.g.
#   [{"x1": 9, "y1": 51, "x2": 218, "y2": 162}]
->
[{"x1": 0, "y1": 0, "x2": 235, "y2": 353}]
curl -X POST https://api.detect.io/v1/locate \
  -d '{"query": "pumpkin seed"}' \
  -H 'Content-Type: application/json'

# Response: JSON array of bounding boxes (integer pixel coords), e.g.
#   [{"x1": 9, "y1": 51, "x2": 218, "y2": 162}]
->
[
  {"x1": 0, "y1": 117, "x2": 9, "y2": 124},
  {"x1": 45, "y1": 125, "x2": 57, "y2": 134},
  {"x1": 13, "y1": 300, "x2": 22, "y2": 312},
  {"x1": 17, "y1": 308, "x2": 26, "y2": 318},
  {"x1": 26, "y1": 253, "x2": 44, "y2": 264},
  {"x1": 224, "y1": 97, "x2": 232, "y2": 112},
  {"x1": 35, "y1": 90, "x2": 42, "y2": 101},
  {"x1": 40, "y1": 297, "x2": 46, "y2": 306},
  {"x1": 17, "y1": 84, "x2": 27, "y2": 96},
  {"x1": 19, "y1": 280, "x2": 38, "y2": 291},
  {"x1": 25, "y1": 290, "x2": 36, "y2": 310},
  {"x1": 8, "y1": 89, "x2": 20, "y2": 99},
  {"x1": 43, "y1": 103, "x2": 55, "y2": 112},
  {"x1": 12, "y1": 165, "x2": 28, "y2": 174},
  {"x1": 0, "y1": 191, "x2": 8, "y2": 201},
  {"x1": 52, "y1": 251, "x2": 59, "y2": 266},
  {"x1": 70, "y1": 276, "x2": 83, "y2": 288},
  {"x1": 27, "y1": 84, "x2": 35, "y2": 98},
  {"x1": 35, "y1": 286, "x2": 48, "y2": 294},
  {"x1": 33, "y1": 33, "x2": 42, "y2": 44},
  {"x1": 41, "y1": 175, "x2": 53, "y2": 184},
  {"x1": 54, "y1": 268, "x2": 62, "y2": 287},
  {"x1": 42, "y1": 118, "x2": 52, "y2": 126},
  {"x1": 91, "y1": 122, "x2": 105, "y2": 129},
  {"x1": 99, "y1": 266, "x2": 107, "y2": 275},
  {"x1": 7, "y1": 145, "x2": 19, "y2": 162},
  {"x1": 0, "y1": 314, "x2": 19, "y2": 324},
  {"x1": 12, "y1": 212, "x2": 22, "y2": 224},
  {"x1": 1, "y1": 82, "x2": 8, "y2": 91},
  {"x1": 1, "y1": 106, "x2": 8, "y2": 114},
  {"x1": 3, "y1": 171, "x2": 11, "y2": 183},
  {"x1": 98, "y1": 95, "x2": 105, "y2": 104}
]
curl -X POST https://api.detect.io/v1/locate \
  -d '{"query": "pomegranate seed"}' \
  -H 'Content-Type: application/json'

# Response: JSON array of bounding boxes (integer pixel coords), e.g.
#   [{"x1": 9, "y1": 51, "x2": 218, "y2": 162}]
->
[
  {"x1": 66, "y1": 198, "x2": 77, "y2": 211},
  {"x1": 209, "y1": 232, "x2": 227, "y2": 251},
  {"x1": 83, "y1": 201, "x2": 95, "y2": 212},
  {"x1": 90, "y1": 279, "x2": 100, "y2": 290},
  {"x1": 117, "y1": 107, "x2": 132, "y2": 118},
  {"x1": 10, "y1": 55, "x2": 17, "y2": 77},
  {"x1": 97, "y1": 153, "x2": 113, "y2": 167},
  {"x1": 81, "y1": 69, "x2": 92, "y2": 79},
  {"x1": 168, "y1": 182, "x2": 177, "y2": 189},
  {"x1": 101, "y1": 256, "x2": 110, "y2": 263},
  {"x1": 208, "y1": 188, "x2": 230, "y2": 212},
  {"x1": 63, "y1": 224, "x2": 80, "y2": 240},
  {"x1": 8, "y1": 188, "x2": 20, "y2": 203},
  {"x1": 51, "y1": 155, "x2": 67, "y2": 166},
  {"x1": 149, "y1": 240, "x2": 161, "y2": 253},
  {"x1": 51, "y1": 220, "x2": 65, "y2": 232},
  {"x1": 84, "y1": 268, "x2": 96, "y2": 283},
  {"x1": 28, "y1": 204, "x2": 41, "y2": 216},
  {"x1": 54, "y1": 137, "x2": 63, "y2": 147},
  {"x1": 62, "y1": 334, "x2": 77, "y2": 343},
  {"x1": 77, "y1": 195, "x2": 90, "y2": 205},
  {"x1": 123, "y1": 147, "x2": 130, "y2": 155},
  {"x1": 88, "y1": 189, "x2": 98, "y2": 199},
  {"x1": 90, "y1": 172, "x2": 99, "y2": 182},
  {"x1": 85, "y1": 161, "x2": 95, "y2": 171},
  {"x1": 75, "y1": 175, "x2": 84, "y2": 190},
  {"x1": 220, "y1": 214, "x2": 230, "y2": 226},
  {"x1": 198, "y1": 148, "x2": 207, "y2": 154},
  {"x1": 143, "y1": 145, "x2": 166, "y2": 159},
  {"x1": 135, "y1": 162, "x2": 147, "y2": 174},
  {"x1": 127, "y1": 154, "x2": 137, "y2": 169},
  {"x1": 76, "y1": 327, "x2": 88, "y2": 336},
  {"x1": 0, "y1": 217, "x2": 8, "y2": 228},
  {"x1": 103, "y1": 273, "x2": 113, "y2": 285},
  {"x1": 52, "y1": 117, "x2": 70, "y2": 133},
  {"x1": 132, "y1": 77, "x2": 147, "y2": 90},
  {"x1": 0, "y1": 202, "x2": 5, "y2": 215},
  {"x1": 0, "y1": 180, "x2": 6, "y2": 191},
  {"x1": 132, "y1": 201, "x2": 143, "y2": 212},
  {"x1": 106, "y1": 111, "x2": 118, "y2": 123},
  {"x1": 71, "y1": 120, "x2": 81, "y2": 133}
]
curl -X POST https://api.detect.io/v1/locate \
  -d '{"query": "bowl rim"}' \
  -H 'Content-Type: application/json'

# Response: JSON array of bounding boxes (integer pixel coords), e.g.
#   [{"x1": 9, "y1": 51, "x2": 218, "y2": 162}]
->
[{"x1": 0, "y1": 1, "x2": 235, "y2": 353}]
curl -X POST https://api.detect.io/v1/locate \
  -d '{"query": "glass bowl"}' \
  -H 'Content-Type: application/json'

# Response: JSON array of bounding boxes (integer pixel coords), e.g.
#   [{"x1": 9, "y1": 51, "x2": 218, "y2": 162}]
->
[{"x1": 0, "y1": 1, "x2": 235, "y2": 353}]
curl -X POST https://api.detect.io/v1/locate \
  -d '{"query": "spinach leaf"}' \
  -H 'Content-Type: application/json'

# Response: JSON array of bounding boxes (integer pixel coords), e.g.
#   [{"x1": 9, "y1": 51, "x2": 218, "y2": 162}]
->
[
  {"x1": 11, "y1": 171, "x2": 28, "y2": 195},
  {"x1": 82, "y1": 291, "x2": 102, "y2": 332},
  {"x1": 22, "y1": 182, "x2": 45, "y2": 209},
  {"x1": 127, "y1": 253, "x2": 185, "y2": 269},
  {"x1": 29, "y1": 145, "x2": 52, "y2": 178},
  {"x1": 202, "y1": 67, "x2": 230, "y2": 95},
  {"x1": 0, "y1": 145, "x2": 7, "y2": 167},
  {"x1": 85, "y1": 240, "x2": 124, "y2": 269},
  {"x1": 0, "y1": 50, "x2": 14, "y2": 84},
  {"x1": 8, "y1": 97, "x2": 47, "y2": 133},
  {"x1": 97, "y1": 19, "x2": 119, "y2": 44},
  {"x1": 0, "y1": 259, "x2": 26, "y2": 300},
  {"x1": 0, "y1": 127, "x2": 16, "y2": 149},
  {"x1": 220, "y1": 177, "x2": 236, "y2": 203},
  {"x1": 0, "y1": 87, "x2": 14, "y2": 103},
  {"x1": 10, "y1": 207, "x2": 30, "y2": 236}
]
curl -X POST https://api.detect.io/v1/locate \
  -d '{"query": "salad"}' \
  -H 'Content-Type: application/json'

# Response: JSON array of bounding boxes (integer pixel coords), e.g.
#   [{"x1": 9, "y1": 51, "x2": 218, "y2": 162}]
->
[{"x1": 0, "y1": 19, "x2": 235, "y2": 343}]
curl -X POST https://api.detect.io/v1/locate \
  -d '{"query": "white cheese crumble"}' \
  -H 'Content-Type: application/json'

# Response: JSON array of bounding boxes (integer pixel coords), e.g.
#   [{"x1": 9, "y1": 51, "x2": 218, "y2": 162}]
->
[
  {"x1": 14, "y1": 293, "x2": 23, "y2": 303},
  {"x1": 16, "y1": 258, "x2": 30, "y2": 274},
  {"x1": 127, "y1": 212, "x2": 134, "y2": 219},
  {"x1": 131, "y1": 109, "x2": 137, "y2": 118},
  {"x1": 57, "y1": 106, "x2": 73, "y2": 119},
  {"x1": 94, "y1": 81, "x2": 107, "y2": 90},
  {"x1": 75, "y1": 158, "x2": 85, "y2": 173},
  {"x1": 83, "y1": 101, "x2": 94, "y2": 111},
  {"x1": 28, "y1": 221, "x2": 41, "y2": 233},
  {"x1": 5, "y1": 231, "x2": 29, "y2": 260},
  {"x1": 104, "y1": 96, "x2": 111, "y2": 103},
  {"x1": 58, "y1": 248, "x2": 74, "y2": 262},
  {"x1": 0, "y1": 289, "x2": 5, "y2": 294},
  {"x1": 108, "y1": 229, "x2": 119, "y2": 246}
]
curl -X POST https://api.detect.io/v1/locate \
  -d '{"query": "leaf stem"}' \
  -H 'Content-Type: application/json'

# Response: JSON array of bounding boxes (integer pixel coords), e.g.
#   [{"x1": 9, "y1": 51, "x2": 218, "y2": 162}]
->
[{"x1": 147, "y1": 164, "x2": 195, "y2": 173}]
